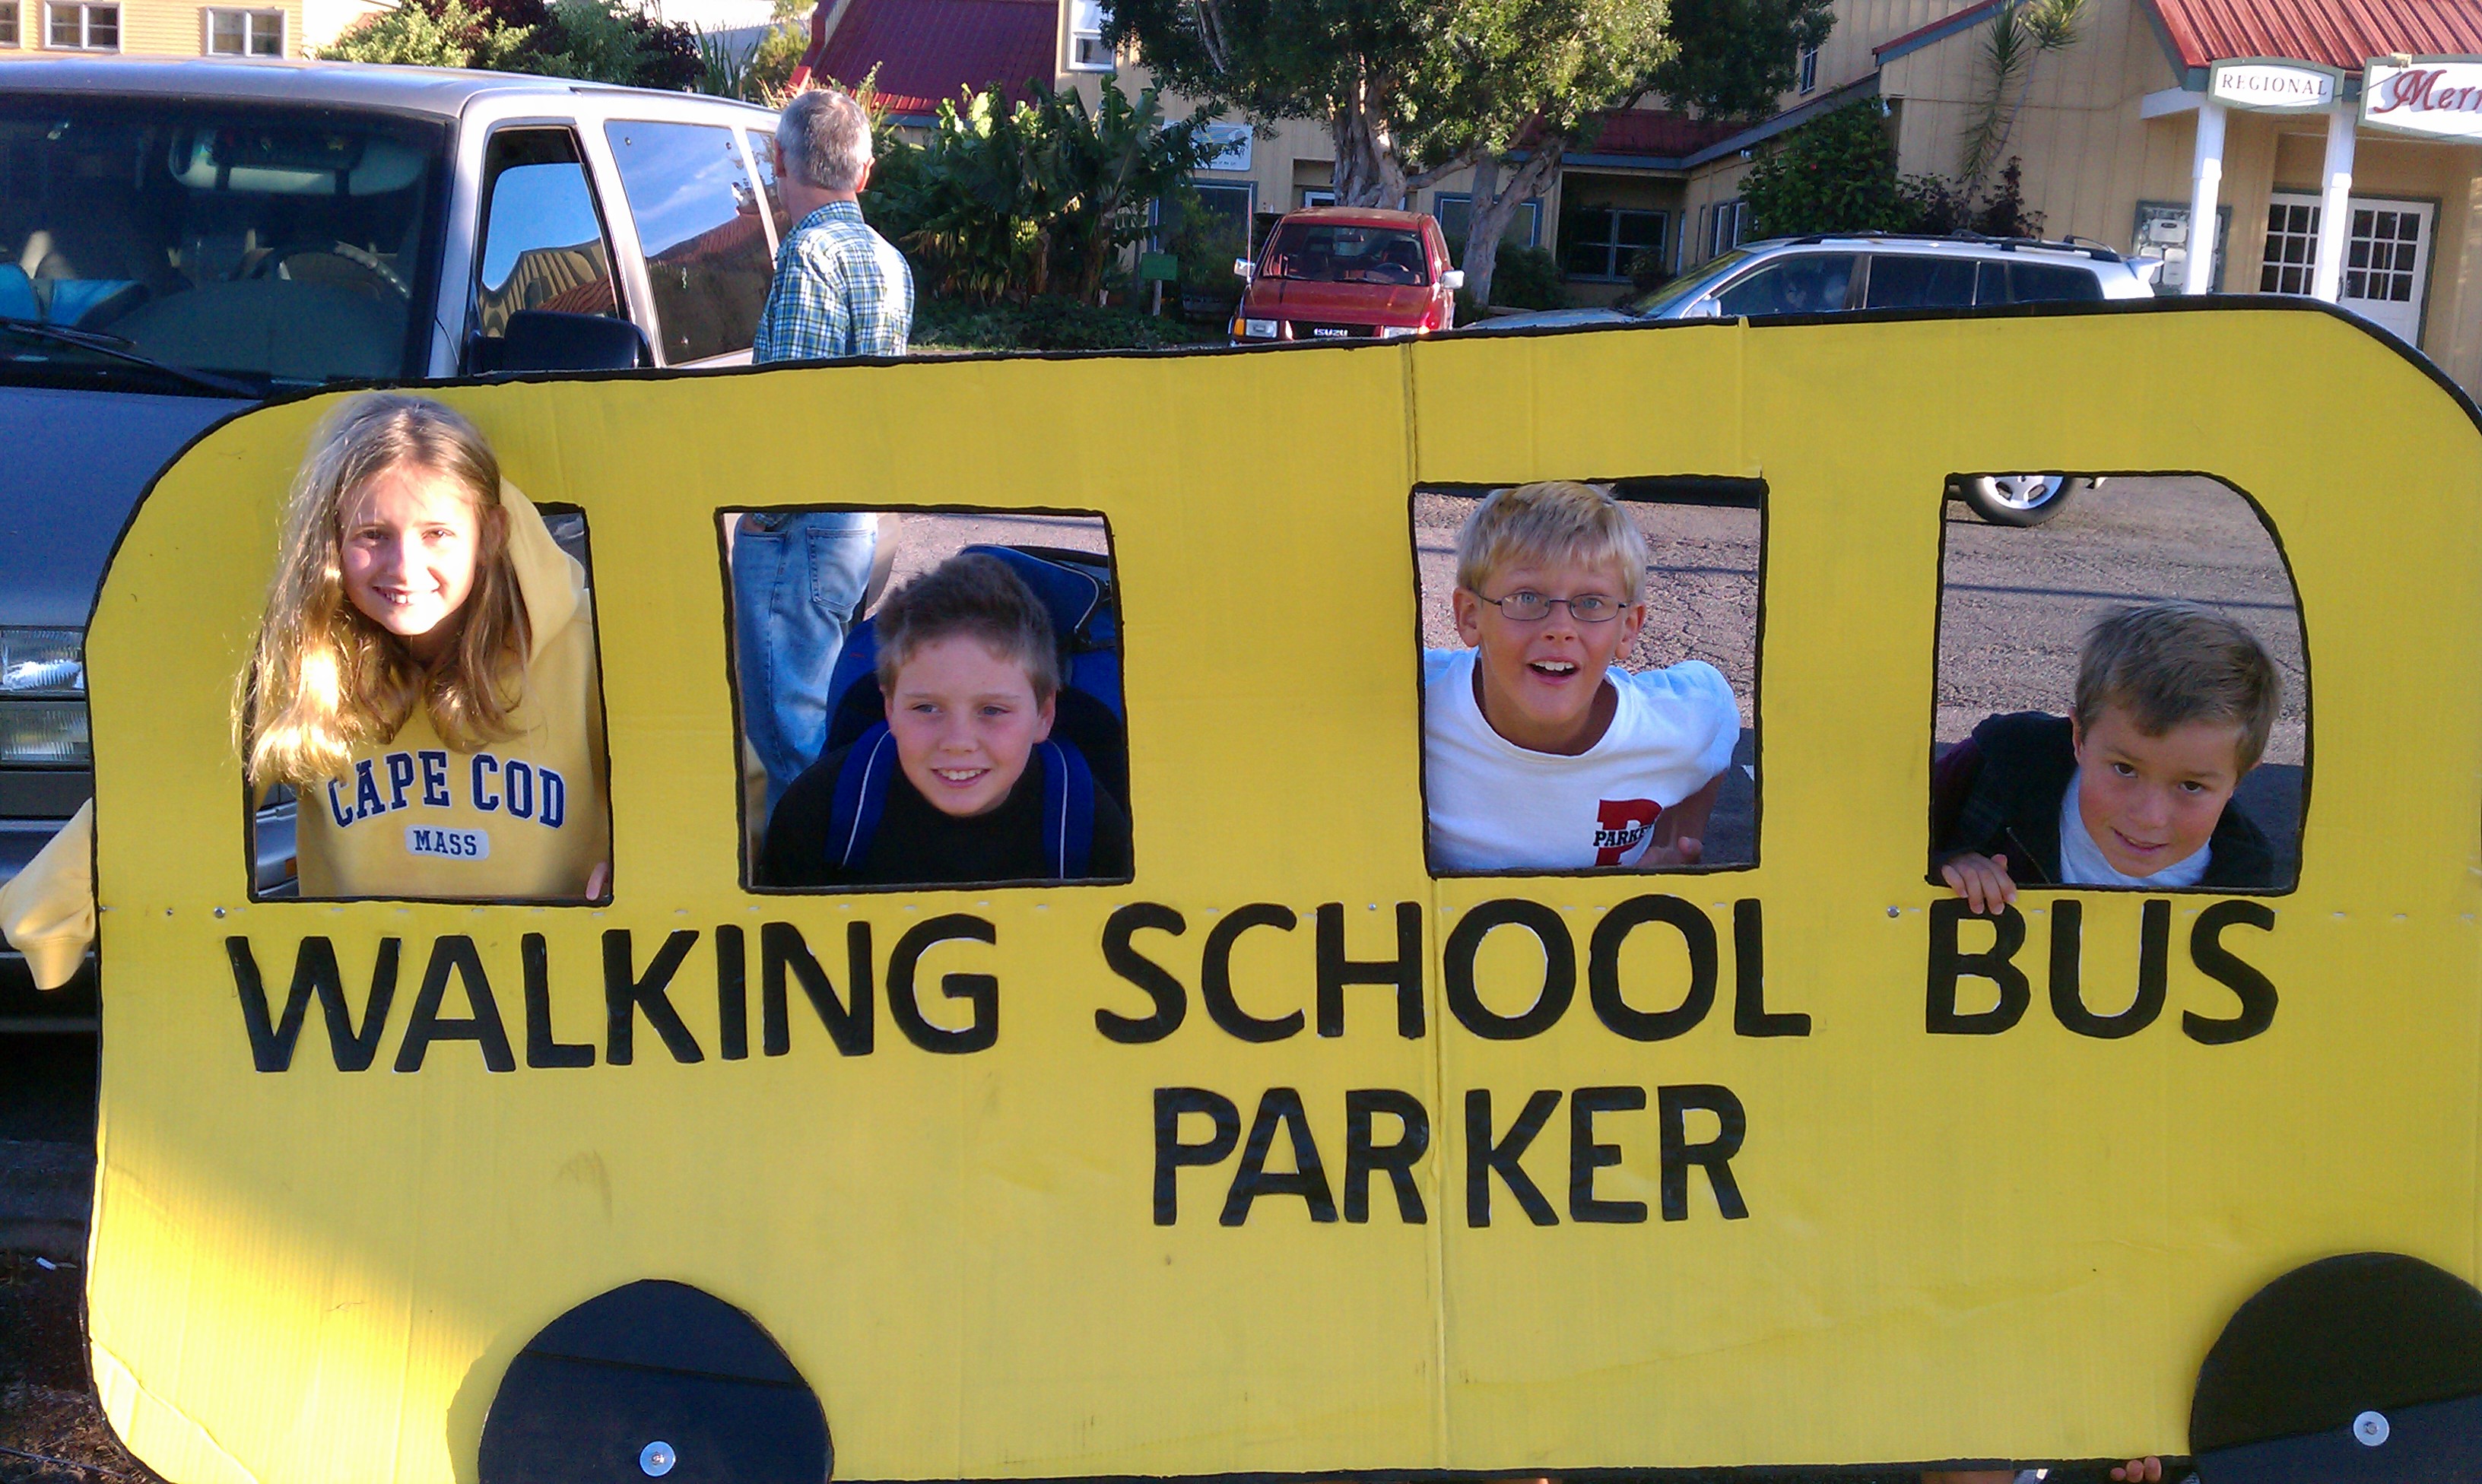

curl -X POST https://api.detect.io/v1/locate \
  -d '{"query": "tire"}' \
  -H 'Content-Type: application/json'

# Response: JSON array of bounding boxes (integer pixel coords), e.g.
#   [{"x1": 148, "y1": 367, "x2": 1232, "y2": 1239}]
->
[{"x1": 1953, "y1": 474, "x2": 2086, "y2": 527}]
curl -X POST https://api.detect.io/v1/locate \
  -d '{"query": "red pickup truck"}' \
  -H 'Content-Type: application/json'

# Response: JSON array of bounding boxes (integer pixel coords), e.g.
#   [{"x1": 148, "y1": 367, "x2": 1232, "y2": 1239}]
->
[{"x1": 1230, "y1": 206, "x2": 1465, "y2": 343}]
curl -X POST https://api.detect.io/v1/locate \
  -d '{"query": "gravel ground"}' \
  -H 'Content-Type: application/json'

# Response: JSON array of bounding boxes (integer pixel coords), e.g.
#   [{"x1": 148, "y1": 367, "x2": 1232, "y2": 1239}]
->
[{"x1": 1935, "y1": 478, "x2": 2306, "y2": 764}]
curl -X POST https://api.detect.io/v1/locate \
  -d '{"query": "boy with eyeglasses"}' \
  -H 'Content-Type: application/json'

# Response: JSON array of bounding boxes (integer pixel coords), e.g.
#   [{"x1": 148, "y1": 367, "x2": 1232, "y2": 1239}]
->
[{"x1": 1424, "y1": 481, "x2": 1738, "y2": 870}]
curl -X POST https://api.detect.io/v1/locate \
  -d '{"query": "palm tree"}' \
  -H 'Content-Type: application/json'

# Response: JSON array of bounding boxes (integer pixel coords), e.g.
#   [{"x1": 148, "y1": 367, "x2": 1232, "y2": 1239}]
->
[{"x1": 1959, "y1": 0, "x2": 2087, "y2": 201}]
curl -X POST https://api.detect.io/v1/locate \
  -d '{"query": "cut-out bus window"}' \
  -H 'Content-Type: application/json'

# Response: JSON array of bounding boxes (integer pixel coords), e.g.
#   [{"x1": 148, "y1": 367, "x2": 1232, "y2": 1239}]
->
[
  {"x1": 1932, "y1": 475, "x2": 2306, "y2": 894},
  {"x1": 248, "y1": 503, "x2": 611, "y2": 905},
  {"x1": 724, "y1": 509, "x2": 1128, "y2": 892},
  {"x1": 1415, "y1": 480, "x2": 1761, "y2": 876}
]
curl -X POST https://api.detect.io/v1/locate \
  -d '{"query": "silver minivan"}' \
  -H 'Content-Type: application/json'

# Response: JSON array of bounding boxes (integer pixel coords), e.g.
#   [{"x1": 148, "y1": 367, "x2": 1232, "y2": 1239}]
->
[
  {"x1": 1485, "y1": 233, "x2": 2160, "y2": 527},
  {"x1": 0, "y1": 59, "x2": 789, "y2": 1027}
]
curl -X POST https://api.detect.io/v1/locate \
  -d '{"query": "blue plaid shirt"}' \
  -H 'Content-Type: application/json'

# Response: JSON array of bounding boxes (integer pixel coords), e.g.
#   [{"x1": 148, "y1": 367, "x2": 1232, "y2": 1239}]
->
[{"x1": 752, "y1": 199, "x2": 914, "y2": 363}]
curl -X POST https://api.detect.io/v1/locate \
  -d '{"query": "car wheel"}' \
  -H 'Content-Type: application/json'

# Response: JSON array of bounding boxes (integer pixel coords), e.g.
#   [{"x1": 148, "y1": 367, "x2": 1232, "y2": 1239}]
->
[{"x1": 1952, "y1": 474, "x2": 2085, "y2": 527}]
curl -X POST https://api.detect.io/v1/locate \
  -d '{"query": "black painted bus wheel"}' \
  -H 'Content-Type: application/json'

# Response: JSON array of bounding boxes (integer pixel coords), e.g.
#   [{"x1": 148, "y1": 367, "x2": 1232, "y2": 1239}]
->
[
  {"x1": 2192, "y1": 1252, "x2": 2482, "y2": 1482},
  {"x1": 478, "y1": 1279, "x2": 830, "y2": 1484}
]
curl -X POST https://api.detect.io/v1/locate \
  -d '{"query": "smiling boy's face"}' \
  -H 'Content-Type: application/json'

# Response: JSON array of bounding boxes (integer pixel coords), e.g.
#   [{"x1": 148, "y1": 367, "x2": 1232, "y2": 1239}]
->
[
  {"x1": 2071, "y1": 702, "x2": 2249, "y2": 877},
  {"x1": 884, "y1": 634, "x2": 1056, "y2": 818},
  {"x1": 1452, "y1": 554, "x2": 1646, "y2": 755}
]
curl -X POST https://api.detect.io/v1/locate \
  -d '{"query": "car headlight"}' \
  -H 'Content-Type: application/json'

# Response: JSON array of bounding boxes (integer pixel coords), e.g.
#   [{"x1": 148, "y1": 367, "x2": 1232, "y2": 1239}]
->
[
  {"x1": 1379, "y1": 325, "x2": 1420, "y2": 338},
  {"x1": 0, "y1": 627, "x2": 88, "y2": 766},
  {"x1": 1243, "y1": 318, "x2": 1279, "y2": 339}
]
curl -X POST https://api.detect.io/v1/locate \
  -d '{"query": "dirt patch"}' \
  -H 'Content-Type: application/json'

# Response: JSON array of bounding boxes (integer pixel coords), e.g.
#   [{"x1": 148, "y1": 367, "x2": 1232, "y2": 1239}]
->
[{"x1": 0, "y1": 1252, "x2": 162, "y2": 1484}]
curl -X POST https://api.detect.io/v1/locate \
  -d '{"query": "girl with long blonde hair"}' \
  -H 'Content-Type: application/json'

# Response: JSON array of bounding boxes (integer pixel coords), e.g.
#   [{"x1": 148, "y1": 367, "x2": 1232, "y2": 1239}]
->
[
  {"x1": 0, "y1": 394, "x2": 609, "y2": 987},
  {"x1": 244, "y1": 392, "x2": 534, "y2": 788}
]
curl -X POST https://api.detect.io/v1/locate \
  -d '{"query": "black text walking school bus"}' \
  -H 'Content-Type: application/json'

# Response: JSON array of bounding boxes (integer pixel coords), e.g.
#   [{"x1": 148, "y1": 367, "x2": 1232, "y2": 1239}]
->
[{"x1": 67, "y1": 300, "x2": 2482, "y2": 1484}]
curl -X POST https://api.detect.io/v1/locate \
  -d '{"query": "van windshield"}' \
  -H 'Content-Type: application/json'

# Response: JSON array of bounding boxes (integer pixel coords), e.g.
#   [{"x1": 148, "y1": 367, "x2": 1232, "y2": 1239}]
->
[
  {"x1": 1259, "y1": 222, "x2": 1430, "y2": 285},
  {"x1": 0, "y1": 98, "x2": 449, "y2": 390},
  {"x1": 1614, "y1": 246, "x2": 1756, "y2": 319}
]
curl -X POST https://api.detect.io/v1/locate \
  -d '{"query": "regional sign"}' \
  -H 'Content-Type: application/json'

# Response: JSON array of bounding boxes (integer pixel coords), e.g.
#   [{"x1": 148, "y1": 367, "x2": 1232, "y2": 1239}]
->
[
  {"x1": 2209, "y1": 59, "x2": 2339, "y2": 111},
  {"x1": 2363, "y1": 56, "x2": 2482, "y2": 138}
]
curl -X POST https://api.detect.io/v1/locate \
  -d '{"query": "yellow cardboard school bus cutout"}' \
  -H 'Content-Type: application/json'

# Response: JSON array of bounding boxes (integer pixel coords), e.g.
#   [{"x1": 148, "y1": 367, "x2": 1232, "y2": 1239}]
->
[{"x1": 81, "y1": 303, "x2": 2482, "y2": 1484}]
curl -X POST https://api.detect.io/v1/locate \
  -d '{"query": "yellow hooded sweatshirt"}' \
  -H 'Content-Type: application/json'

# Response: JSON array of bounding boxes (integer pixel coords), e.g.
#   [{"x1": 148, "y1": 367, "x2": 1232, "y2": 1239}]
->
[{"x1": 0, "y1": 486, "x2": 609, "y2": 990}]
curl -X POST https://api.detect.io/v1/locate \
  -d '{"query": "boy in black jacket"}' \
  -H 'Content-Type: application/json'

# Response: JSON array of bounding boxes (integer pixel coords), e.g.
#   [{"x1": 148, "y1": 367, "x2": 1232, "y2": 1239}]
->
[
  {"x1": 762, "y1": 553, "x2": 1131, "y2": 888},
  {"x1": 1933, "y1": 601, "x2": 2280, "y2": 911}
]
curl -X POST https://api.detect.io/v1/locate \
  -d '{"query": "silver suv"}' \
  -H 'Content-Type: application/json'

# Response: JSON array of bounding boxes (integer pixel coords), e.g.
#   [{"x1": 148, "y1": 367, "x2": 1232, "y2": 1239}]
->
[{"x1": 1485, "y1": 233, "x2": 2160, "y2": 527}]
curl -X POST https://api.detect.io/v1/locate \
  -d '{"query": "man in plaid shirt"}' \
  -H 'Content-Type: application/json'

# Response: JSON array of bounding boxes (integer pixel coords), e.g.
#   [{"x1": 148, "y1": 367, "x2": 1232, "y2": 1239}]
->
[
  {"x1": 753, "y1": 88, "x2": 914, "y2": 362},
  {"x1": 735, "y1": 88, "x2": 916, "y2": 826}
]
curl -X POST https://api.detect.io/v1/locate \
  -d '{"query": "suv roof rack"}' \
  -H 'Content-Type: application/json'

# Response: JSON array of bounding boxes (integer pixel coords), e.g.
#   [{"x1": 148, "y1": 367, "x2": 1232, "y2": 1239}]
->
[{"x1": 1777, "y1": 230, "x2": 2124, "y2": 264}]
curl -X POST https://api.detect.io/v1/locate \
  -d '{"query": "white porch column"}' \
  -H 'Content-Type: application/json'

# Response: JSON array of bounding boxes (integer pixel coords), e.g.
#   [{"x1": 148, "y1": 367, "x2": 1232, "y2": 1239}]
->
[
  {"x1": 2184, "y1": 99, "x2": 2227, "y2": 293},
  {"x1": 2311, "y1": 103, "x2": 2357, "y2": 301}
]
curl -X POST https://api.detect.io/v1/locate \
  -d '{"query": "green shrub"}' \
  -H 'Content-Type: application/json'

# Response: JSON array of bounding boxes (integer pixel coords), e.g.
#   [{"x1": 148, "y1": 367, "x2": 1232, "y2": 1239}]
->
[
  {"x1": 912, "y1": 296, "x2": 1227, "y2": 352},
  {"x1": 1898, "y1": 157, "x2": 2046, "y2": 238},
  {"x1": 744, "y1": 21, "x2": 805, "y2": 99},
  {"x1": 1739, "y1": 100, "x2": 1911, "y2": 236},
  {"x1": 1489, "y1": 245, "x2": 1568, "y2": 309},
  {"x1": 319, "y1": 0, "x2": 534, "y2": 68}
]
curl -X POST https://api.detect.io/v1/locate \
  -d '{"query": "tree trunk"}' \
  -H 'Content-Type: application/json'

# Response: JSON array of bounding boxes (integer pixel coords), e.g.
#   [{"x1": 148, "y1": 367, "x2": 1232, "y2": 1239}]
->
[
  {"x1": 1459, "y1": 141, "x2": 1562, "y2": 308},
  {"x1": 1328, "y1": 68, "x2": 1413, "y2": 207}
]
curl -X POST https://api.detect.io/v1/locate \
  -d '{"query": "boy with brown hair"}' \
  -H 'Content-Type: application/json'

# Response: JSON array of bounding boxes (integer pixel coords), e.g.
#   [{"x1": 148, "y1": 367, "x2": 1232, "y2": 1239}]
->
[
  {"x1": 761, "y1": 552, "x2": 1130, "y2": 888},
  {"x1": 1934, "y1": 601, "x2": 2282, "y2": 909},
  {"x1": 1424, "y1": 481, "x2": 1739, "y2": 870}
]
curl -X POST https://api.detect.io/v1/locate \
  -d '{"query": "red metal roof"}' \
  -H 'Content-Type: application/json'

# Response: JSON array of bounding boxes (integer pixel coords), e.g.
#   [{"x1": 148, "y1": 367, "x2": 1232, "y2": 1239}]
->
[
  {"x1": 2145, "y1": 0, "x2": 2482, "y2": 72},
  {"x1": 1587, "y1": 109, "x2": 1744, "y2": 157},
  {"x1": 814, "y1": 0, "x2": 1058, "y2": 116}
]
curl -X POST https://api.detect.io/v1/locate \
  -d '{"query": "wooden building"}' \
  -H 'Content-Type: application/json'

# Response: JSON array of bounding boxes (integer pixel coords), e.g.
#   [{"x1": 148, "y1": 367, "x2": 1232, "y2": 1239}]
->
[
  {"x1": 1680, "y1": 0, "x2": 2482, "y2": 394},
  {"x1": 0, "y1": 0, "x2": 306, "y2": 58}
]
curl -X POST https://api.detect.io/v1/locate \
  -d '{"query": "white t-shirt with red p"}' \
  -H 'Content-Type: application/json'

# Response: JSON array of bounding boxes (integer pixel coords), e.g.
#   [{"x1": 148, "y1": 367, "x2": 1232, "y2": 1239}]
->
[{"x1": 1422, "y1": 648, "x2": 1740, "y2": 871}]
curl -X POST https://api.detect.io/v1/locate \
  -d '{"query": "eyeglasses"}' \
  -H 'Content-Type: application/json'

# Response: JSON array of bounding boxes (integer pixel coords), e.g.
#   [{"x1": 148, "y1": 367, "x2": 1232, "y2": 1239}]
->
[{"x1": 1472, "y1": 588, "x2": 1625, "y2": 623}]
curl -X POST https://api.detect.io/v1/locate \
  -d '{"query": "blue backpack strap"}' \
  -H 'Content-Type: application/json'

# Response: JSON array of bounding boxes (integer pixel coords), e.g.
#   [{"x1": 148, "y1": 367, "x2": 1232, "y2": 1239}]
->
[
  {"x1": 825, "y1": 725, "x2": 900, "y2": 871},
  {"x1": 1037, "y1": 738, "x2": 1096, "y2": 878}
]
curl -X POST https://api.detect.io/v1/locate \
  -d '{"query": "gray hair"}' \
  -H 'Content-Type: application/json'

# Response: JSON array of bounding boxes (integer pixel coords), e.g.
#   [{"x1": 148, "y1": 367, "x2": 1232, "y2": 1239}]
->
[{"x1": 776, "y1": 88, "x2": 873, "y2": 193}]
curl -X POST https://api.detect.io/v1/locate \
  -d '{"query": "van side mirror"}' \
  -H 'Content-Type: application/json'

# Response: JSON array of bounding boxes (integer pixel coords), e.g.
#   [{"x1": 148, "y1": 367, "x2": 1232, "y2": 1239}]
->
[
  {"x1": 1233, "y1": 257, "x2": 1255, "y2": 281},
  {"x1": 1439, "y1": 269, "x2": 1466, "y2": 292},
  {"x1": 470, "y1": 310, "x2": 653, "y2": 375}
]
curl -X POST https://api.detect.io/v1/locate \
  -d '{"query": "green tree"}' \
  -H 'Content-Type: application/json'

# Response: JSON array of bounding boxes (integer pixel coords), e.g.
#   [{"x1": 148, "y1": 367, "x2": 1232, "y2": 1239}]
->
[
  {"x1": 1651, "y1": 0, "x2": 1833, "y2": 120},
  {"x1": 1106, "y1": 0, "x2": 1838, "y2": 304},
  {"x1": 1453, "y1": 0, "x2": 1832, "y2": 302},
  {"x1": 1429, "y1": 0, "x2": 1671, "y2": 306},
  {"x1": 1103, "y1": 0, "x2": 1537, "y2": 209},
  {"x1": 1738, "y1": 99, "x2": 1909, "y2": 236},
  {"x1": 321, "y1": 0, "x2": 700, "y2": 87}
]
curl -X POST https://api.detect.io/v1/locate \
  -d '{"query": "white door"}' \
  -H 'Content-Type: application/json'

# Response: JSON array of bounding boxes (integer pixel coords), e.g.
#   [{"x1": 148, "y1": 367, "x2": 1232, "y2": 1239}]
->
[{"x1": 2262, "y1": 192, "x2": 2435, "y2": 345}]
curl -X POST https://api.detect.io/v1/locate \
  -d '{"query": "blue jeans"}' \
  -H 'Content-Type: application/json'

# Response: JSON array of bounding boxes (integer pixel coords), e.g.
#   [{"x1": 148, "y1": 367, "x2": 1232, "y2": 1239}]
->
[{"x1": 733, "y1": 511, "x2": 878, "y2": 815}]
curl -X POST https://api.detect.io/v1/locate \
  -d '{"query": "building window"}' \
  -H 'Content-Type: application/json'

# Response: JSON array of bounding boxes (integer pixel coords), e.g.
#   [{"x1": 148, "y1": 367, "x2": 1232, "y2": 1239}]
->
[
  {"x1": 1068, "y1": 0, "x2": 1111, "y2": 70},
  {"x1": 1560, "y1": 205, "x2": 1666, "y2": 281},
  {"x1": 1300, "y1": 188, "x2": 1337, "y2": 208},
  {"x1": 2260, "y1": 199, "x2": 2318, "y2": 295},
  {"x1": 46, "y1": 0, "x2": 117, "y2": 48},
  {"x1": 1798, "y1": 43, "x2": 1819, "y2": 94},
  {"x1": 2344, "y1": 206, "x2": 2421, "y2": 303},
  {"x1": 1706, "y1": 198, "x2": 1746, "y2": 258},
  {"x1": 205, "y1": 6, "x2": 284, "y2": 54},
  {"x1": 0, "y1": 2, "x2": 21, "y2": 46},
  {"x1": 1431, "y1": 193, "x2": 1541, "y2": 252}
]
